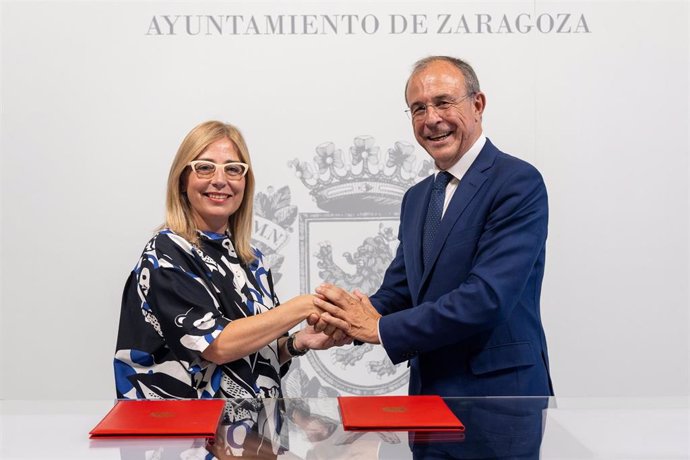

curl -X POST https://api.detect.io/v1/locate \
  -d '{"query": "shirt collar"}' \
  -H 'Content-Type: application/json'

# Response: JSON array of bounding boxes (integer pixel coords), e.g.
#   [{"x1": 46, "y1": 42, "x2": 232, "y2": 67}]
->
[
  {"x1": 434, "y1": 133, "x2": 486, "y2": 181},
  {"x1": 198, "y1": 229, "x2": 229, "y2": 241}
]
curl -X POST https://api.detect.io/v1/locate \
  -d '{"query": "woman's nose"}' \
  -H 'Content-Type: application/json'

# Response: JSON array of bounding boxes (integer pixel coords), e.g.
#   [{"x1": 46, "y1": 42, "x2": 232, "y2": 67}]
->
[{"x1": 210, "y1": 168, "x2": 227, "y2": 186}]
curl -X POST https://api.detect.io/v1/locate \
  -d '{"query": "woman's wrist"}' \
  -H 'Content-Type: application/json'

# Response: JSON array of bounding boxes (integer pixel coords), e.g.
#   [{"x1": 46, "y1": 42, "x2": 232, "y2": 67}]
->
[
  {"x1": 294, "y1": 331, "x2": 308, "y2": 351},
  {"x1": 287, "y1": 331, "x2": 308, "y2": 356},
  {"x1": 303, "y1": 294, "x2": 319, "y2": 319},
  {"x1": 285, "y1": 332, "x2": 309, "y2": 357}
]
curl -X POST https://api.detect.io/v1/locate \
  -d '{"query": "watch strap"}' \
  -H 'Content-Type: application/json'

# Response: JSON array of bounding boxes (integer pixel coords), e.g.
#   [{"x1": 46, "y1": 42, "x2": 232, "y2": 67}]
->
[{"x1": 286, "y1": 332, "x2": 308, "y2": 357}]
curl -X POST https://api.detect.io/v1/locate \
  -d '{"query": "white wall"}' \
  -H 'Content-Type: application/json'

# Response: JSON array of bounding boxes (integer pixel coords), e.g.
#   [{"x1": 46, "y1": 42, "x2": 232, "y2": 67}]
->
[{"x1": 1, "y1": 0, "x2": 687, "y2": 399}]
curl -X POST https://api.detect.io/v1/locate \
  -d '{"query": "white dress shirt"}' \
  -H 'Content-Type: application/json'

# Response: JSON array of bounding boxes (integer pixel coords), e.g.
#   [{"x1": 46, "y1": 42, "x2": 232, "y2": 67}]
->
[{"x1": 437, "y1": 134, "x2": 486, "y2": 217}]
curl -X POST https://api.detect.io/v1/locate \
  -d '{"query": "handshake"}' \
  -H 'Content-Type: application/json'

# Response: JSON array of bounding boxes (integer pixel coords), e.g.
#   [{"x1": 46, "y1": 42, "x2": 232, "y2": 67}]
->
[{"x1": 292, "y1": 283, "x2": 383, "y2": 352}]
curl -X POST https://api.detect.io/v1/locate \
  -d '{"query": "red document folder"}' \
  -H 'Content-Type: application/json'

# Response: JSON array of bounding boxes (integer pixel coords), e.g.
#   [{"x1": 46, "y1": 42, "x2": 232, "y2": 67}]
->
[
  {"x1": 338, "y1": 395, "x2": 465, "y2": 431},
  {"x1": 89, "y1": 399, "x2": 225, "y2": 438}
]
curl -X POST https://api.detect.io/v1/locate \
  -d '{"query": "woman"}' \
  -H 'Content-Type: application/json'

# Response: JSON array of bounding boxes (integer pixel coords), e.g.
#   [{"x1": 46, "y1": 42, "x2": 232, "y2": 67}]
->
[{"x1": 114, "y1": 120, "x2": 341, "y2": 400}]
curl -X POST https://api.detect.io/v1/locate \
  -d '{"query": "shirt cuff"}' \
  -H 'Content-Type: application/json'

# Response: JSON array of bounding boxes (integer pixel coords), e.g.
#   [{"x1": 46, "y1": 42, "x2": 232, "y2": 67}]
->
[{"x1": 376, "y1": 317, "x2": 384, "y2": 348}]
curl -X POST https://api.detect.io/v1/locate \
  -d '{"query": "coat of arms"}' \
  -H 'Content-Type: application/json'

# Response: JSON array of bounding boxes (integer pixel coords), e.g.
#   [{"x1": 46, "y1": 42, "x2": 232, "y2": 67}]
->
[{"x1": 285, "y1": 136, "x2": 432, "y2": 395}]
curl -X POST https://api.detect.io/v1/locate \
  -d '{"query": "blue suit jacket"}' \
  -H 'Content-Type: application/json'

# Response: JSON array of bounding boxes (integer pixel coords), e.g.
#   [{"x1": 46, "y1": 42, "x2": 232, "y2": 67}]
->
[{"x1": 371, "y1": 139, "x2": 553, "y2": 396}]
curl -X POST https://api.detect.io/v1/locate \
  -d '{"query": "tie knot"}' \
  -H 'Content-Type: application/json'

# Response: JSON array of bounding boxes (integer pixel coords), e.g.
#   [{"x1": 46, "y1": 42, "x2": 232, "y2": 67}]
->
[{"x1": 433, "y1": 171, "x2": 453, "y2": 190}]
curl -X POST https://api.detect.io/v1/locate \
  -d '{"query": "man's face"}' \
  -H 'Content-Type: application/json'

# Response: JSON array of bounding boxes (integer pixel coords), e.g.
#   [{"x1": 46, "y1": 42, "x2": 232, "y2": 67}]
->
[{"x1": 405, "y1": 60, "x2": 486, "y2": 170}]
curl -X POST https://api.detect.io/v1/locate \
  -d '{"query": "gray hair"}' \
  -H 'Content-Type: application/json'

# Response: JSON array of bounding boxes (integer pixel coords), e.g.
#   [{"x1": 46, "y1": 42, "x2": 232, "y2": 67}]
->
[{"x1": 406, "y1": 56, "x2": 481, "y2": 99}]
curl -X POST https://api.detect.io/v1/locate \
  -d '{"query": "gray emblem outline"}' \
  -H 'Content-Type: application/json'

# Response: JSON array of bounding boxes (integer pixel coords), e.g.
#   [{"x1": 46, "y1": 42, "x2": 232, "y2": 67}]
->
[{"x1": 299, "y1": 211, "x2": 410, "y2": 395}]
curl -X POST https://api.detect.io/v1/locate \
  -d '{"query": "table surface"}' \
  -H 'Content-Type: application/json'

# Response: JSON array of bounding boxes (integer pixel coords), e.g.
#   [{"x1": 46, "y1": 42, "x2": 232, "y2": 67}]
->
[{"x1": 1, "y1": 397, "x2": 688, "y2": 459}]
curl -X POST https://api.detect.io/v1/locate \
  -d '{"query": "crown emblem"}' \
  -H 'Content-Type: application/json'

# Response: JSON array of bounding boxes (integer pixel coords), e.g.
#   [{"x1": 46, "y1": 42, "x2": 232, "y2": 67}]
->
[{"x1": 289, "y1": 136, "x2": 433, "y2": 213}]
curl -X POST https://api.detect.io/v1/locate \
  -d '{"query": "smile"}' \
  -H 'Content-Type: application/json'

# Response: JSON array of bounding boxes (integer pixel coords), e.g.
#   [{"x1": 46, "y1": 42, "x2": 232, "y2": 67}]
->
[
  {"x1": 204, "y1": 193, "x2": 231, "y2": 201},
  {"x1": 427, "y1": 132, "x2": 452, "y2": 141}
]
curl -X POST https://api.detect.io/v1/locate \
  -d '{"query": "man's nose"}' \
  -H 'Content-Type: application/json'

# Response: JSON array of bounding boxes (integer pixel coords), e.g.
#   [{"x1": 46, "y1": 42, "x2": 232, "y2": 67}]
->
[{"x1": 423, "y1": 105, "x2": 443, "y2": 124}]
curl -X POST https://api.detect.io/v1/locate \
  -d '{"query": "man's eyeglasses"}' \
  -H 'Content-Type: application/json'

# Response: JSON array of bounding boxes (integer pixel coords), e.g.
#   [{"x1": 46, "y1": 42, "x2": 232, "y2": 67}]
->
[
  {"x1": 405, "y1": 93, "x2": 475, "y2": 121},
  {"x1": 188, "y1": 160, "x2": 249, "y2": 180}
]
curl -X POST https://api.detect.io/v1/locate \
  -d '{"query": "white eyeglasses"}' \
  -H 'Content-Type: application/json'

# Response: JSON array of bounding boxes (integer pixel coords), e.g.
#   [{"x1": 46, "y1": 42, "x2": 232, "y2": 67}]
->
[{"x1": 188, "y1": 160, "x2": 249, "y2": 180}]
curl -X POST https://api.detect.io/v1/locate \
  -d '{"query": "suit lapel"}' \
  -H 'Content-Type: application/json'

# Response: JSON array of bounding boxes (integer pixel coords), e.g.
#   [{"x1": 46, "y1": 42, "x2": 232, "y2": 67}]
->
[
  {"x1": 417, "y1": 140, "x2": 498, "y2": 298},
  {"x1": 410, "y1": 176, "x2": 434, "y2": 287}
]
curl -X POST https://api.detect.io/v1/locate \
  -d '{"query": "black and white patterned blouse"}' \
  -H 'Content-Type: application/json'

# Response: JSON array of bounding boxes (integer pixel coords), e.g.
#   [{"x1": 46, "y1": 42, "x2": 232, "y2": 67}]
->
[{"x1": 114, "y1": 229, "x2": 287, "y2": 399}]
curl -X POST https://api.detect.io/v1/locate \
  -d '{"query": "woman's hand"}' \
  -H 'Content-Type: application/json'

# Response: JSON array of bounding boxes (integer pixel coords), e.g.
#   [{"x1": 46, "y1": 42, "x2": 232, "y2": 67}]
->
[
  {"x1": 289, "y1": 294, "x2": 323, "y2": 318},
  {"x1": 294, "y1": 325, "x2": 353, "y2": 351}
]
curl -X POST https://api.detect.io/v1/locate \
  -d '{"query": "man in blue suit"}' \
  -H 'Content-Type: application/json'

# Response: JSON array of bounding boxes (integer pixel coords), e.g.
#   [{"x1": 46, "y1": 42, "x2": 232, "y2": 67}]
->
[{"x1": 313, "y1": 56, "x2": 553, "y2": 397}]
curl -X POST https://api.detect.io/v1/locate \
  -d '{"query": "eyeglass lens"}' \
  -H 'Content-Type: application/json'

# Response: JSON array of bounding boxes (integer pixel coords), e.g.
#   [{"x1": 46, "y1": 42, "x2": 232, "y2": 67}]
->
[{"x1": 193, "y1": 162, "x2": 245, "y2": 177}]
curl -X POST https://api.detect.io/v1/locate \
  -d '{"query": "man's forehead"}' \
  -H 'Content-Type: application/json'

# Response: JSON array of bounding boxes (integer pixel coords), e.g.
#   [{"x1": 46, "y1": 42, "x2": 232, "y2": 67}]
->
[{"x1": 405, "y1": 63, "x2": 465, "y2": 102}]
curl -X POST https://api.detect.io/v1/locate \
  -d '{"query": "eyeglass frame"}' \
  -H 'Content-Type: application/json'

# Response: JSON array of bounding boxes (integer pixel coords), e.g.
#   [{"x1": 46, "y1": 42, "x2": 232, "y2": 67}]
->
[
  {"x1": 404, "y1": 92, "x2": 476, "y2": 121},
  {"x1": 187, "y1": 160, "x2": 249, "y2": 180}
]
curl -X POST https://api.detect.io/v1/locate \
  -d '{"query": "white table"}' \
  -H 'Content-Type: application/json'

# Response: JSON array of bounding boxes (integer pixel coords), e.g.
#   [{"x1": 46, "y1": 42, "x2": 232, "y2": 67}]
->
[{"x1": 1, "y1": 397, "x2": 688, "y2": 459}]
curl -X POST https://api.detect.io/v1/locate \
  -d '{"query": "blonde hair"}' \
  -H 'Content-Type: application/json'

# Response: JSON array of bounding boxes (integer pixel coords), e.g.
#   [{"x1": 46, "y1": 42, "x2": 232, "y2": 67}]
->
[{"x1": 164, "y1": 120, "x2": 255, "y2": 264}]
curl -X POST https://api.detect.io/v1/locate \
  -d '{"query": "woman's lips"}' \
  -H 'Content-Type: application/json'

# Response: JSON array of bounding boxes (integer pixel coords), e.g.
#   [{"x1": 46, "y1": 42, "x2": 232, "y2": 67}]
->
[{"x1": 204, "y1": 192, "x2": 230, "y2": 202}]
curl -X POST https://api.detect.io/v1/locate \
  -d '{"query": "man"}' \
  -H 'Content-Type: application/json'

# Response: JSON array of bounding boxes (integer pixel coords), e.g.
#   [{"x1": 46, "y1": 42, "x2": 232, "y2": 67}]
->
[{"x1": 313, "y1": 56, "x2": 553, "y2": 397}]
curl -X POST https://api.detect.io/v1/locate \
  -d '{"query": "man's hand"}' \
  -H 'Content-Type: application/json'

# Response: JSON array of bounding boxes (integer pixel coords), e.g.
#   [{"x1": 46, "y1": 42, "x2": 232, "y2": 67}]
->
[
  {"x1": 312, "y1": 284, "x2": 382, "y2": 344},
  {"x1": 295, "y1": 325, "x2": 353, "y2": 350},
  {"x1": 309, "y1": 288, "x2": 357, "y2": 340},
  {"x1": 307, "y1": 312, "x2": 349, "y2": 342}
]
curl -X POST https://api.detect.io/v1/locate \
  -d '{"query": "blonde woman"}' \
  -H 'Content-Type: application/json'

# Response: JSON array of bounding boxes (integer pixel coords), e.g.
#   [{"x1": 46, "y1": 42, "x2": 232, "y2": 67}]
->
[{"x1": 115, "y1": 121, "x2": 344, "y2": 399}]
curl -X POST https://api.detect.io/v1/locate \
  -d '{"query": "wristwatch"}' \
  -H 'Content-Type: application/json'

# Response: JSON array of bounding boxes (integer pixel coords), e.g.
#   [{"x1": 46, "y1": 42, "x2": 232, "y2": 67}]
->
[{"x1": 286, "y1": 332, "x2": 308, "y2": 357}]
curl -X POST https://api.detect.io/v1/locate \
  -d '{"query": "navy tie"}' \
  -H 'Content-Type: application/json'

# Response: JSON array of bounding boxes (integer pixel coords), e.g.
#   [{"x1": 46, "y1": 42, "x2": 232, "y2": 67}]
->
[{"x1": 423, "y1": 171, "x2": 453, "y2": 269}]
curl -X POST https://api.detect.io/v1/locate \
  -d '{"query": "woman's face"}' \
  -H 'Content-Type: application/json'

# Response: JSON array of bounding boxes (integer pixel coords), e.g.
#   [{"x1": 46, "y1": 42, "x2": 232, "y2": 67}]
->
[{"x1": 185, "y1": 137, "x2": 246, "y2": 234}]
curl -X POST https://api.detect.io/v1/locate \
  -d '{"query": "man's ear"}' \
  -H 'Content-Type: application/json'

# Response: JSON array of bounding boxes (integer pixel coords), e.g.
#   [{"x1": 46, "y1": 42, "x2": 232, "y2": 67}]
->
[{"x1": 473, "y1": 91, "x2": 487, "y2": 121}]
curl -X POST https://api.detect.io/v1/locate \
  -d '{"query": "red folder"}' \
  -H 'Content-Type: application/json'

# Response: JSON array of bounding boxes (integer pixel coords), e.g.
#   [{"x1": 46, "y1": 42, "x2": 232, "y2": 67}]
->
[
  {"x1": 338, "y1": 395, "x2": 465, "y2": 431},
  {"x1": 89, "y1": 399, "x2": 225, "y2": 438}
]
